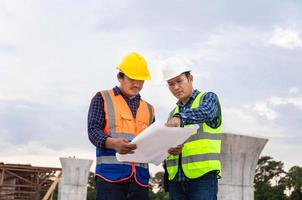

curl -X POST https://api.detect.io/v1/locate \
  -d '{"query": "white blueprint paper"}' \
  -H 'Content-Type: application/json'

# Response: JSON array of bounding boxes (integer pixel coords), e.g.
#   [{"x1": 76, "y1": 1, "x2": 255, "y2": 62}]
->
[{"x1": 116, "y1": 121, "x2": 198, "y2": 165}]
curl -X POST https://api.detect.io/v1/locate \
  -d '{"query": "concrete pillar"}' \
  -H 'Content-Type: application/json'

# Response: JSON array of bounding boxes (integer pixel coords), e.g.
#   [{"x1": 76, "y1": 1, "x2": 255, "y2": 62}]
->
[
  {"x1": 58, "y1": 157, "x2": 93, "y2": 200},
  {"x1": 218, "y1": 133, "x2": 268, "y2": 200}
]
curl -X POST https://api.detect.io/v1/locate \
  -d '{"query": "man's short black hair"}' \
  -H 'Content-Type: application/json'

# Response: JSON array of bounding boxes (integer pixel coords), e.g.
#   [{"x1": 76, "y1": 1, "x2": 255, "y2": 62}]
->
[
  {"x1": 118, "y1": 72, "x2": 125, "y2": 79},
  {"x1": 184, "y1": 71, "x2": 191, "y2": 77}
]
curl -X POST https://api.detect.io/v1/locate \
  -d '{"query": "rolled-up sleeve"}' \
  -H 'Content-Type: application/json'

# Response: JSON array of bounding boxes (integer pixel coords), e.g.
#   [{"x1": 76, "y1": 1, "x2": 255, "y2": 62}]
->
[{"x1": 179, "y1": 92, "x2": 220, "y2": 128}]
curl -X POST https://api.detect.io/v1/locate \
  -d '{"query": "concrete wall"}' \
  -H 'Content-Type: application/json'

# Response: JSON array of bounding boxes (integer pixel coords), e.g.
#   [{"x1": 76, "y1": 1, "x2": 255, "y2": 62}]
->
[
  {"x1": 58, "y1": 157, "x2": 93, "y2": 200},
  {"x1": 218, "y1": 133, "x2": 268, "y2": 200}
]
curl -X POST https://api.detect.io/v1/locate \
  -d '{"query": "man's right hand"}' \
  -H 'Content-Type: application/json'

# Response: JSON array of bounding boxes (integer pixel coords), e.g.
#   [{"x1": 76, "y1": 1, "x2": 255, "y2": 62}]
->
[
  {"x1": 105, "y1": 137, "x2": 137, "y2": 154},
  {"x1": 168, "y1": 144, "x2": 183, "y2": 155}
]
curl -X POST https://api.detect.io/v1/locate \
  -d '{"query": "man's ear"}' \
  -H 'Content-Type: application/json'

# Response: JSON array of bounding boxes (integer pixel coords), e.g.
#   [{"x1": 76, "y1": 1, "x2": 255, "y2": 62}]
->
[
  {"x1": 117, "y1": 74, "x2": 122, "y2": 83},
  {"x1": 188, "y1": 74, "x2": 193, "y2": 83}
]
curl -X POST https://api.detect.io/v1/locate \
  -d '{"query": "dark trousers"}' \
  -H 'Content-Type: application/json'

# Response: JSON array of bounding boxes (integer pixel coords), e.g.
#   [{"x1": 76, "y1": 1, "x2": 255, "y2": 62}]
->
[
  {"x1": 168, "y1": 172, "x2": 218, "y2": 200},
  {"x1": 96, "y1": 177, "x2": 149, "y2": 200}
]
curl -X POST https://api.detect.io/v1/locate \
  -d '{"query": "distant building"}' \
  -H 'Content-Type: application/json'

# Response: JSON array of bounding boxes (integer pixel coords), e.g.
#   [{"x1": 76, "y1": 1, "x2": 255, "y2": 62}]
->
[{"x1": 0, "y1": 163, "x2": 61, "y2": 200}]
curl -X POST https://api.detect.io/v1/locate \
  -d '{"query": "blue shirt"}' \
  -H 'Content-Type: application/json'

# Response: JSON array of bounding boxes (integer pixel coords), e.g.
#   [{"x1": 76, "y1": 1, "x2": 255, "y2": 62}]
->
[
  {"x1": 173, "y1": 89, "x2": 220, "y2": 182},
  {"x1": 87, "y1": 86, "x2": 142, "y2": 149}
]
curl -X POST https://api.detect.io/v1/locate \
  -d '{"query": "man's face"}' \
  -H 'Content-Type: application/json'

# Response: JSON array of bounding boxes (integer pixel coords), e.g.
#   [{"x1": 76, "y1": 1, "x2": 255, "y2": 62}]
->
[
  {"x1": 167, "y1": 73, "x2": 193, "y2": 102},
  {"x1": 119, "y1": 75, "x2": 144, "y2": 98}
]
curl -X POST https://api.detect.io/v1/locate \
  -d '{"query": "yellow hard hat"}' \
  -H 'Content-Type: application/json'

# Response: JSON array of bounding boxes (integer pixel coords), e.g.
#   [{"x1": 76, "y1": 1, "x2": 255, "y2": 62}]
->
[{"x1": 117, "y1": 52, "x2": 151, "y2": 80}]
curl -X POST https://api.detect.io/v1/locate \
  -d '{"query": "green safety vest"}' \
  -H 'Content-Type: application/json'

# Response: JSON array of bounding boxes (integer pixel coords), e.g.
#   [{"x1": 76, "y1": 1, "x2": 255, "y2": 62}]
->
[{"x1": 165, "y1": 92, "x2": 222, "y2": 180}]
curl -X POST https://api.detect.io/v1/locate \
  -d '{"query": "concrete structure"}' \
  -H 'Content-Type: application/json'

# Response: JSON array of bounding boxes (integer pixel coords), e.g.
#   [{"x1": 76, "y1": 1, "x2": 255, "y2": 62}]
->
[
  {"x1": 58, "y1": 157, "x2": 93, "y2": 200},
  {"x1": 218, "y1": 133, "x2": 268, "y2": 200}
]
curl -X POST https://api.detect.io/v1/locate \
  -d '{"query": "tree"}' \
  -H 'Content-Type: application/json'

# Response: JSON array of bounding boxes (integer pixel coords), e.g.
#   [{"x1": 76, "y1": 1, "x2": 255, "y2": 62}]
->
[
  {"x1": 254, "y1": 156, "x2": 287, "y2": 200},
  {"x1": 149, "y1": 171, "x2": 168, "y2": 200},
  {"x1": 87, "y1": 172, "x2": 96, "y2": 200},
  {"x1": 285, "y1": 166, "x2": 302, "y2": 200}
]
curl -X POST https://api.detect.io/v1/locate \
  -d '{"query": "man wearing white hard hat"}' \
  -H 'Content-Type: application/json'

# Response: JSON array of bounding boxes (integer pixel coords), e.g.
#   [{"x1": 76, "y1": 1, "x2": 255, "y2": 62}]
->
[{"x1": 162, "y1": 65, "x2": 222, "y2": 200}]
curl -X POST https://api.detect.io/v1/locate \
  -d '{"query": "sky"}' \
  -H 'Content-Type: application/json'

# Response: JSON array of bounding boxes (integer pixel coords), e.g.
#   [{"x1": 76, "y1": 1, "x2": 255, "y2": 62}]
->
[{"x1": 0, "y1": 0, "x2": 301, "y2": 174}]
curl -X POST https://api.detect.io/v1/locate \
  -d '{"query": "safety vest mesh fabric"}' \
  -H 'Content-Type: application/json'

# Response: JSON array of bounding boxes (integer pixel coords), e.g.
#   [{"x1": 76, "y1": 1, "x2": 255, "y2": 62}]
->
[
  {"x1": 95, "y1": 89, "x2": 154, "y2": 187},
  {"x1": 166, "y1": 92, "x2": 222, "y2": 180}
]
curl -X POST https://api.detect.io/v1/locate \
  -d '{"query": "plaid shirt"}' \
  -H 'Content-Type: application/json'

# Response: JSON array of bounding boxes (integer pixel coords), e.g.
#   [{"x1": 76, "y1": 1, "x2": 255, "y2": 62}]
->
[
  {"x1": 172, "y1": 89, "x2": 220, "y2": 182},
  {"x1": 87, "y1": 86, "x2": 142, "y2": 149}
]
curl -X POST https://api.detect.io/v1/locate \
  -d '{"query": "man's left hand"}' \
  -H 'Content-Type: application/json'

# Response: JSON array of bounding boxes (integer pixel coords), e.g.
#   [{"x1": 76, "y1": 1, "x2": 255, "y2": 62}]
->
[{"x1": 168, "y1": 144, "x2": 183, "y2": 155}]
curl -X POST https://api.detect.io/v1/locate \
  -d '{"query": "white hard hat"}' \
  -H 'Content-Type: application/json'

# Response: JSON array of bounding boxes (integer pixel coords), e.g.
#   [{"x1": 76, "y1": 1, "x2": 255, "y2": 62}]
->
[{"x1": 162, "y1": 65, "x2": 192, "y2": 81}]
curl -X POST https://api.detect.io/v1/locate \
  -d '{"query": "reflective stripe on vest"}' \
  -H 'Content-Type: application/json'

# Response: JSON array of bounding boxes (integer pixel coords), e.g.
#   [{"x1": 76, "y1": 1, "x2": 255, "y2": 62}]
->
[
  {"x1": 166, "y1": 153, "x2": 221, "y2": 167},
  {"x1": 185, "y1": 127, "x2": 221, "y2": 142},
  {"x1": 166, "y1": 92, "x2": 222, "y2": 180},
  {"x1": 110, "y1": 132, "x2": 136, "y2": 141},
  {"x1": 102, "y1": 90, "x2": 154, "y2": 134},
  {"x1": 97, "y1": 156, "x2": 148, "y2": 169},
  {"x1": 102, "y1": 90, "x2": 116, "y2": 133},
  {"x1": 95, "y1": 89, "x2": 154, "y2": 187},
  {"x1": 146, "y1": 102, "x2": 153, "y2": 126}
]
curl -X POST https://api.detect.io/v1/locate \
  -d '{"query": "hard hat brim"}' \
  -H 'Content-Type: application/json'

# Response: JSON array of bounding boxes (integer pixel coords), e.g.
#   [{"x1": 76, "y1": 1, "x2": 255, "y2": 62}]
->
[{"x1": 117, "y1": 69, "x2": 151, "y2": 80}]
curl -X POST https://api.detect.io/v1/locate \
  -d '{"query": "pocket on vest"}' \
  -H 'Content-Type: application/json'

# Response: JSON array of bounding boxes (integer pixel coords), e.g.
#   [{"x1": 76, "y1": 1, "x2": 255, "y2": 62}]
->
[
  {"x1": 99, "y1": 164, "x2": 132, "y2": 180},
  {"x1": 136, "y1": 167, "x2": 150, "y2": 179}
]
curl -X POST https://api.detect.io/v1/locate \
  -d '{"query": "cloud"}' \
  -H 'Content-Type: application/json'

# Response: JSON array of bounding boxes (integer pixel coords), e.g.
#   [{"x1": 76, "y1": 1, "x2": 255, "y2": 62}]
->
[
  {"x1": 269, "y1": 27, "x2": 302, "y2": 49},
  {"x1": 269, "y1": 96, "x2": 302, "y2": 110},
  {"x1": 243, "y1": 92, "x2": 302, "y2": 121},
  {"x1": 223, "y1": 100, "x2": 302, "y2": 170},
  {"x1": 223, "y1": 106, "x2": 285, "y2": 138},
  {"x1": 252, "y1": 102, "x2": 278, "y2": 120},
  {"x1": 289, "y1": 87, "x2": 300, "y2": 94},
  {"x1": 228, "y1": 93, "x2": 302, "y2": 169},
  {"x1": 0, "y1": 99, "x2": 90, "y2": 149},
  {"x1": 262, "y1": 139, "x2": 302, "y2": 170},
  {"x1": 1, "y1": 0, "x2": 302, "y2": 171},
  {"x1": 0, "y1": 139, "x2": 164, "y2": 173},
  {"x1": 223, "y1": 89, "x2": 302, "y2": 138},
  {"x1": 0, "y1": 42, "x2": 15, "y2": 54},
  {"x1": 0, "y1": 140, "x2": 95, "y2": 168}
]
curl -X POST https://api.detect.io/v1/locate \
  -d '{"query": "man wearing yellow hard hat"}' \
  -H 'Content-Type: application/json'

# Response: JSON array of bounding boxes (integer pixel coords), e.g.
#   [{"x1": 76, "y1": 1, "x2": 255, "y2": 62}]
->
[
  {"x1": 87, "y1": 52, "x2": 155, "y2": 199},
  {"x1": 162, "y1": 65, "x2": 222, "y2": 200}
]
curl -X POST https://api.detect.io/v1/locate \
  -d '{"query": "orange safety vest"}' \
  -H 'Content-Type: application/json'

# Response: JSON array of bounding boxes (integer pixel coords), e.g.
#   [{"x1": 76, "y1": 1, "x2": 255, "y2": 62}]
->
[{"x1": 95, "y1": 89, "x2": 154, "y2": 187}]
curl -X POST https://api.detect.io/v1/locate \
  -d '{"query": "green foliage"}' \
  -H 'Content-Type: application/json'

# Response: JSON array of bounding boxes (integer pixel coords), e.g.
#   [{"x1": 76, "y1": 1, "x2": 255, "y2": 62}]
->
[
  {"x1": 149, "y1": 171, "x2": 165, "y2": 193},
  {"x1": 87, "y1": 186, "x2": 96, "y2": 200},
  {"x1": 255, "y1": 156, "x2": 286, "y2": 184},
  {"x1": 149, "y1": 171, "x2": 169, "y2": 200},
  {"x1": 254, "y1": 156, "x2": 302, "y2": 200},
  {"x1": 88, "y1": 171, "x2": 96, "y2": 188},
  {"x1": 285, "y1": 166, "x2": 302, "y2": 200},
  {"x1": 87, "y1": 172, "x2": 96, "y2": 200},
  {"x1": 149, "y1": 190, "x2": 169, "y2": 200},
  {"x1": 254, "y1": 156, "x2": 287, "y2": 200},
  {"x1": 255, "y1": 182, "x2": 287, "y2": 200}
]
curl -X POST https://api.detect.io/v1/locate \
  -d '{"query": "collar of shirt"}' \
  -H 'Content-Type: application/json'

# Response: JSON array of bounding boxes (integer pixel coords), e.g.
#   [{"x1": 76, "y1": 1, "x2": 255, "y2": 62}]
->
[
  {"x1": 176, "y1": 89, "x2": 200, "y2": 110},
  {"x1": 113, "y1": 86, "x2": 141, "y2": 101}
]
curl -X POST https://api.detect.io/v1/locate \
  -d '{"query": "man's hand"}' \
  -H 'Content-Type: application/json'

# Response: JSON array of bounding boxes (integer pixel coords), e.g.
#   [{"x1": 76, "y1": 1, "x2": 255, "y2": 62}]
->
[
  {"x1": 165, "y1": 117, "x2": 181, "y2": 127},
  {"x1": 168, "y1": 144, "x2": 183, "y2": 155},
  {"x1": 105, "y1": 138, "x2": 137, "y2": 154}
]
